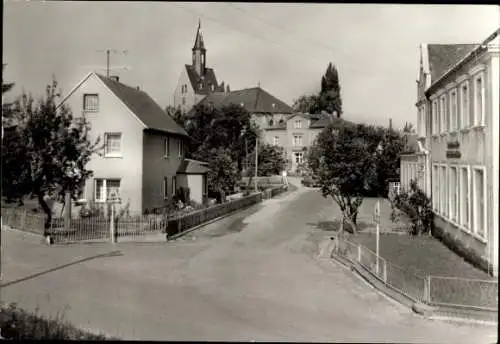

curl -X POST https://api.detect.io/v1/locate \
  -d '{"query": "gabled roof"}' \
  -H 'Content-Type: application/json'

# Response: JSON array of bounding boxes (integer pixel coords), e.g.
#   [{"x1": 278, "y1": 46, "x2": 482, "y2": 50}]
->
[
  {"x1": 177, "y1": 159, "x2": 211, "y2": 174},
  {"x1": 185, "y1": 65, "x2": 224, "y2": 95},
  {"x1": 427, "y1": 44, "x2": 478, "y2": 83},
  {"x1": 95, "y1": 74, "x2": 188, "y2": 137},
  {"x1": 196, "y1": 87, "x2": 294, "y2": 114}
]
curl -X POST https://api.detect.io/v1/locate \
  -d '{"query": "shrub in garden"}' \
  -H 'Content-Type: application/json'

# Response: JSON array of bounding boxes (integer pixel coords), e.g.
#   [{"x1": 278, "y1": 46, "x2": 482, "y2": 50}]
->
[
  {"x1": 173, "y1": 186, "x2": 191, "y2": 205},
  {"x1": 0, "y1": 303, "x2": 115, "y2": 340},
  {"x1": 390, "y1": 179, "x2": 434, "y2": 236}
]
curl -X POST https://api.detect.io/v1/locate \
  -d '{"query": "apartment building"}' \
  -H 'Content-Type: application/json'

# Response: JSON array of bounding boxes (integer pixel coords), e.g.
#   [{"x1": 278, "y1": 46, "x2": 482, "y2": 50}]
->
[{"x1": 402, "y1": 28, "x2": 499, "y2": 276}]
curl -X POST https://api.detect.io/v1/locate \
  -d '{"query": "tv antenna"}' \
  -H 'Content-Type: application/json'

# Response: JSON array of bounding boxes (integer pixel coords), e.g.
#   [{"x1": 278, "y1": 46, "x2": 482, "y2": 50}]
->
[{"x1": 95, "y1": 49, "x2": 129, "y2": 77}]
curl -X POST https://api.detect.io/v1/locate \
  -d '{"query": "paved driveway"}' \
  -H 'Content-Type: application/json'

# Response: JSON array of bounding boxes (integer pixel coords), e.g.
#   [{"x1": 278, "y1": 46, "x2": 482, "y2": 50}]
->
[{"x1": 1, "y1": 179, "x2": 497, "y2": 342}]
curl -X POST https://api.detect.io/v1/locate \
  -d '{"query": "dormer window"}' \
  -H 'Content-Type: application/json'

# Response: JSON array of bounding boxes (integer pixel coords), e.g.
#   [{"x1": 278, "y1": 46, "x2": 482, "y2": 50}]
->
[
  {"x1": 269, "y1": 119, "x2": 274, "y2": 126},
  {"x1": 210, "y1": 84, "x2": 215, "y2": 91},
  {"x1": 198, "y1": 83, "x2": 203, "y2": 90},
  {"x1": 272, "y1": 103, "x2": 276, "y2": 109}
]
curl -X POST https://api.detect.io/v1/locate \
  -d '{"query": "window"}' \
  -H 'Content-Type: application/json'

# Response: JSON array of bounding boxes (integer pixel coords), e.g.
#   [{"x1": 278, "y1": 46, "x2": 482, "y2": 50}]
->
[
  {"x1": 450, "y1": 90, "x2": 457, "y2": 132},
  {"x1": 182, "y1": 97, "x2": 186, "y2": 105},
  {"x1": 294, "y1": 120, "x2": 302, "y2": 129},
  {"x1": 460, "y1": 166, "x2": 470, "y2": 229},
  {"x1": 294, "y1": 152, "x2": 303, "y2": 164},
  {"x1": 273, "y1": 136, "x2": 279, "y2": 145},
  {"x1": 164, "y1": 138, "x2": 169, "y2": 157},
  {"x1": 461, "y1": 82, "x2": 469, "y2": 129},
  {"x1": 198, "y1": 83, "x2": 203, "y2": 90},
  {"x1": 472, "y1": 167, "x2": 486, "y2": 238},
  {"x1": 474, "y1": 75, "x2": 484, "y2": 126},
  {"x1": 293, "y1": 135, "x2": 303, "y2": 147},
  {"x1": 178, "y1": 139, "x2": 183, "y2": 157},
  {"x1": 94, "y1": 178, "x2": 121, "y2": 202},
  {"x1": 449, "y1": 166, "x2": 458, "y2": 222},
  {"x1": 210, "y1": 84, "x2": 215, "y2": 91},
  {"x1": 172, "y1": 176, "x2": 177, "y2": 196},
  {"x1": 440, "y1": 95, "x2": 447, "y2": 133},
  {"x1": 439, "y1": 165, "x2": 447, "y2": 216},
  {"x1": 163, "y1": 177, "x2": 168, "y2": 199},
  {"x1": 432, "y1": 100, "x2": 438, "y2": 135},
  {"x1": 104, "y1": 133, "x2": 122, "y2": 156},
  {"x1": 417, "y1": 106, "x2": 425, "y2": 137},
  {"x1": 432, "y1": 164, "x2": 439, "y2": 211},
  {"x1": 83, "y1": 94, "x2": 99, "y2": 112}
]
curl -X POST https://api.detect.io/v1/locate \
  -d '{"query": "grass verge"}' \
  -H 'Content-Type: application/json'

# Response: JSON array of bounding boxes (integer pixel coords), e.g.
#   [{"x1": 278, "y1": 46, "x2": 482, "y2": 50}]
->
[{"x1": 0, "y1": 303, "x2": 118, "y2": 340}]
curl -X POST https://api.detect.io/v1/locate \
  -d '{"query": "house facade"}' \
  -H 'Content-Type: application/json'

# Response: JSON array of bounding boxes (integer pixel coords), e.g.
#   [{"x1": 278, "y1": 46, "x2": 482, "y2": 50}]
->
[
  {"x1": 61, "y1": 72, "x2": 209, "y2": 214},
  {"x1": 402, "y1": 28, "x2": 499, "y2": 276},
  {"x1": 173, "y1": 21, "x2": 227, "y2": 114},
  {"x1": 263, "y1": 112, "x2": 333, "y2": 173}
]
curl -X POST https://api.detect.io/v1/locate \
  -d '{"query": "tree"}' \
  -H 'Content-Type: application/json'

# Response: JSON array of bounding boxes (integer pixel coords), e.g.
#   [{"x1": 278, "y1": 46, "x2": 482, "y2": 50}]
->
[
  {"x1": 5, "y1": 78, "x2": 100, "y2": 235},
  {"x1": 247, "y1": 143, "x2": 287, "y2": 177},
  {"x1": 165, "y1": 105, "x2": 184, "y2": 127},
  {"x1": 2, "y1": 64, "x2": 16, "y2": 127},
  {"x1": 318, "y1": 63, "x2": 342, "y2": 117},
  {"x1": 403, "y1": 122, "x2": 415, "y2": 133},
  {"x1": 308, "y1": 121, "x2": 380, "y2": 234},
  {"x1": 292, "y1": 62, "x2": 342, "y2": 116},
  {"x1": 193, "y1": 146, "x2": 238, "y2": 202},
  {"x1": 292, "y1": 94, "x2": 321, "y2": 114}
]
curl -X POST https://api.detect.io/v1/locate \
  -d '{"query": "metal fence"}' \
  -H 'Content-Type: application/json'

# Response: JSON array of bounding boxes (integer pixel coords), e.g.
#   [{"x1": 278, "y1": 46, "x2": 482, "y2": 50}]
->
[
  {"x1": 1, "y1": 185, "x2": 286, "y2": 243},
  {"x1": 333, "y1": 235, "x2": 497, "y2": 310}
]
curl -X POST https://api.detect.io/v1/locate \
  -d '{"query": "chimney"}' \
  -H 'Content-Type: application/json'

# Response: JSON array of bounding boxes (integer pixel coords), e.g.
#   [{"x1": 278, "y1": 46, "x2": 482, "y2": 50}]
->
[
  {"x1": 136, "y1": 86, "x2": 140, "y2": 91},
  {"x1": 110, "y1": 75, "x2": 119, "y2": 82},
  {"x1": 389, "y1": 118, "x2": 393, "y2": 131},
  {"x1": 226, "y1": 84, "x2": 230, "y2": 93}
]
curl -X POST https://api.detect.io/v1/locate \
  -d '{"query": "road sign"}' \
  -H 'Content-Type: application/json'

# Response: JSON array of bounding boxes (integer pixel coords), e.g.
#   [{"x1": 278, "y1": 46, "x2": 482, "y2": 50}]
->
[{"x1": 108, "y1": 189, "x2": 121, "y2": 204}]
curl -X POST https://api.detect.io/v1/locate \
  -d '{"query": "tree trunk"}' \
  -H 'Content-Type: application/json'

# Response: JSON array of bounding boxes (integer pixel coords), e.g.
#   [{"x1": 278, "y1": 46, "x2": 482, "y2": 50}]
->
[{"x1": 37, "y1": 193, "x2": 52, "y2": 237}]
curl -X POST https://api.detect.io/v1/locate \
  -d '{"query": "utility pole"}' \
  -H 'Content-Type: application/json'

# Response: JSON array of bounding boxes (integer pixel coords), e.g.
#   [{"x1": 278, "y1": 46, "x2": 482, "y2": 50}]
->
[{"x1": 254, "y1": 136, "x2": 259, "y2": 193}]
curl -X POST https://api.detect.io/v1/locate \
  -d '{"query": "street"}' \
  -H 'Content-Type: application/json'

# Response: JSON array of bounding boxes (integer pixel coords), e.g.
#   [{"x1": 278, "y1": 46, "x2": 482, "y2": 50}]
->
[{"x1": 0, "y1": 178, "x2": 497, "y2": 342}]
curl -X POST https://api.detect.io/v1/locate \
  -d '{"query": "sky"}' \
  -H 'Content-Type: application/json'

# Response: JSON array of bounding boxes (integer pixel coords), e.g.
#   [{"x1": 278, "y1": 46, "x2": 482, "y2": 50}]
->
[{"x1": 3, "y1": 2, "x2": 499, "y2": 129}]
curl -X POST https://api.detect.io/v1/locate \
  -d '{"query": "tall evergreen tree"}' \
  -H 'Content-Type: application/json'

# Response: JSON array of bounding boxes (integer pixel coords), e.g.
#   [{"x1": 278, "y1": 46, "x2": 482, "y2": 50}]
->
[{"x1": 319, "y1": 62, "x2": 342, "y2": 117}]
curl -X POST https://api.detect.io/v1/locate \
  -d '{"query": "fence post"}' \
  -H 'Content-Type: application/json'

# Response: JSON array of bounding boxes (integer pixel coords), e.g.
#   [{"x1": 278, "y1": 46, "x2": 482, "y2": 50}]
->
[
  {"x1": 383, "y1": 259, "x2": 387, "y2": 284},
  {"x1": 109, "y1": 205, "x2": 116, "y2": 244},
  {"x1": 424, "y1": 276, "x2": 431, "y2": 304},
  {"x1": 20, "y1": 209, "x2": 27, "y2": 231},
  {"x1": 357, "y1": 244, "x2": 361, "y2": 263}
]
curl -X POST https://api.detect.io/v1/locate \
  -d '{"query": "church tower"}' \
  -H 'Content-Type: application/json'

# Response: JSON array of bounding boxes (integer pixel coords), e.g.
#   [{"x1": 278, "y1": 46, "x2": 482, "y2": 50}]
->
[{"x1": 192, "y1": 20, "x2": 206, "y2": 76}]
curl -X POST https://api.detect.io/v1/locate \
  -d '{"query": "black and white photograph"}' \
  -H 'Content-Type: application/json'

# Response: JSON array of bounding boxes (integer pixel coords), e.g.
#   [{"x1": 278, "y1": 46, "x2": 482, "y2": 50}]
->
[{"x1": 1, "y1": 1, "x2": 499, "y2": 342}]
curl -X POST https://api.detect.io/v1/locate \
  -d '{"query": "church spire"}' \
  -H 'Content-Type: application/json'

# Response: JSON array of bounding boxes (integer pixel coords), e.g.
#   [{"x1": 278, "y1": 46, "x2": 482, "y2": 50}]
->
[{"x1": 192, "y1": 19, "x2": 206, "y2": 75}]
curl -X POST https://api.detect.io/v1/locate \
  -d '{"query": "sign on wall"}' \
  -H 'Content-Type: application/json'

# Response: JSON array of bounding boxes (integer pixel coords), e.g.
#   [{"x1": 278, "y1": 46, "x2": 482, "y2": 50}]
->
[{"x1": 446, "y1": 140, "x2": 461, "y2": 159}]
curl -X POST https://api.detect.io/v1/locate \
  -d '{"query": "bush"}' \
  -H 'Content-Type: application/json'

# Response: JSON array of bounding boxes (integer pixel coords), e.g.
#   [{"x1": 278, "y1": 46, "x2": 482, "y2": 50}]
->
[
  {"x1": 390, "y1": 180, "x2": 434, "y2": 236},
  {"x1": 0, "y1": 303, "x2": 115, "y2": 340},
  {"x1": 173, "y1": 186, "x2": 191, "y2": 205}
]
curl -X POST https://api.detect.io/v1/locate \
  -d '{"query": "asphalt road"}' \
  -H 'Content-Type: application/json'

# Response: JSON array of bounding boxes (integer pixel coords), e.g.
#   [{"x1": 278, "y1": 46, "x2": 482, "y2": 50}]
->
[{"x1": 1, "y1": 178, "x2": 497, "y2": 342}]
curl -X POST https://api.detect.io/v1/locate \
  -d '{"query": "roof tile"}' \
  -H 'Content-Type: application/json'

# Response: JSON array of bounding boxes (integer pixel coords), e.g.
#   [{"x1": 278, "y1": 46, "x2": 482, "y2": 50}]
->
[{"x1": 427, "y1": 44, "x2": 478, "y2": 83}]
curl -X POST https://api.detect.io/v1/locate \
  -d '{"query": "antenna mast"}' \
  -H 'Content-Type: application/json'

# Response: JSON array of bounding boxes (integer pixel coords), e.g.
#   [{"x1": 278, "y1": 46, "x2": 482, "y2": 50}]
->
[{"x1": 96, "y1": 49, "x2": 129, "y2": 77}]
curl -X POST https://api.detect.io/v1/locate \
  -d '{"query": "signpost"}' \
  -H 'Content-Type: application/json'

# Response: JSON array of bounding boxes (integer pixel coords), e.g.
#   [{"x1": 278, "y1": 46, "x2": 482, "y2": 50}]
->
[
  {"x1": 374, "y1": 199, "x2": 381, "y2": 274},
  {"x1": 107, "y1": 190, "x2": 121, "y2": 243}
]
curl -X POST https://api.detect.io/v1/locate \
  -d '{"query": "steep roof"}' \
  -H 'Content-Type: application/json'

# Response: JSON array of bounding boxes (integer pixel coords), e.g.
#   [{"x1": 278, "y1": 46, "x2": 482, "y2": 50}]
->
[
  {"x1": 177, "y1": 159, "x2": 211, "y2": 174},
  {"x1": 427, "y1": 44, "x2": 478, "y2": 83},
  {"x1": 192, "y1": 21, "x2": 205, "y2": 51},
  {"x1": 196, "y1": 87, "x2": 294, "y2": 114},
  {"x1": 96, "y1": 74, "x2": 188, "y2": 137},
  {"x1": 185, "y1": 65, "x2": 224, "y2": 95}
]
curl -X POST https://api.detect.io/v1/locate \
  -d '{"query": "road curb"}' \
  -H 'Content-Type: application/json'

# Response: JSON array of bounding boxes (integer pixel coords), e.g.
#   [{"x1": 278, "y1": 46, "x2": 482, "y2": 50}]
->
[{"x1": 330, "y1": 250, "x2": 497, "y2": 325}]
